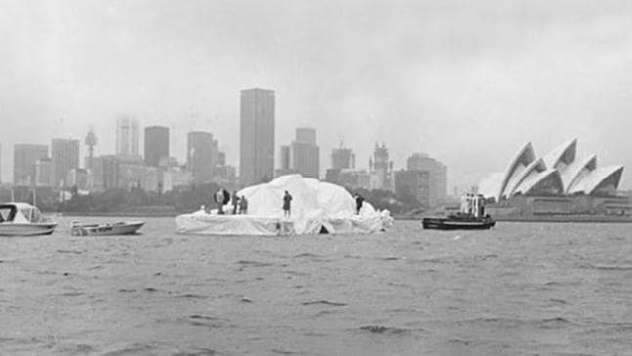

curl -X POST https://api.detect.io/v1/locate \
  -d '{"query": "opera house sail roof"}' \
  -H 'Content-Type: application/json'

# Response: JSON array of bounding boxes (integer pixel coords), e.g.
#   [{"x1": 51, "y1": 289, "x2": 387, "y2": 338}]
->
[{"x1": 480, "y1": 139, "x2": 624, "y2": 200}]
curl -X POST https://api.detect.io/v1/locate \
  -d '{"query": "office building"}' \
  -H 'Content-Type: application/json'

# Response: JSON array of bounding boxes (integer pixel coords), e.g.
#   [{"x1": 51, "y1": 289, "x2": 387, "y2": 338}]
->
[
  {"x1": 370, "y1": 142, "x2": 393, "y2": 191},
  {"x1": 394, "y1": 169, "x2": 431, "y2": 207},
  {"x1": 407, "y1": 153, "x2": 447, "y2": 207},
  {"x1": 332, "y1": 145, "x2": 355, "y2": 170},
  {"x1": 187, "y1": 131, "x2": 217, "y2": 183},
  {"x1": 51, "y1": 139, "x2": 80, "y2": 188},
  {"x1": 14, "y1": 144, "x2": 48, "y2": 186},
  {"x1": 116, "y1": 116, "x2": 139, "y2": 157},
  {"x1": 35, "y1": 158, "x2": 53, "y2": 187},
  {"x1": 91, "y1": 155, "x2": 119, "y2": 190},
  {"x1": 275, "y1": 145, "x2": 295, "y2": 177},
  {"x1": 144, "y1": 126, "x2": 170, "y2": 167},
  {"x1": 240, "y1": 88, "x2": 275, "y2": 186},
  {"x1": 291, "y1": 127, "x2": 319, "y2": 178}
]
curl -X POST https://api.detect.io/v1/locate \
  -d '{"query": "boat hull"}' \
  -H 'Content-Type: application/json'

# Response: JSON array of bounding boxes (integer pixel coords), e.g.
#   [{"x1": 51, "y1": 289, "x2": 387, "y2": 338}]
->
[
  {"x1": 0, "y1": 223, "x2": 58, "y2": 236},
  {"x1": 71, "y1": 222, "x2": 145, "y2": 236},
  {"x1": 422, "y1": 217, "x2": 495, "y2": 230}
]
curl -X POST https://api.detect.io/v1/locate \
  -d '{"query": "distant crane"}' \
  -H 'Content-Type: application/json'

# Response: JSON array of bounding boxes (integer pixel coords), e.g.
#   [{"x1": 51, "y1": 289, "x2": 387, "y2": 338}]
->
[{"x1": 85, "y1": 129, "x2": 98, "y2": 170}]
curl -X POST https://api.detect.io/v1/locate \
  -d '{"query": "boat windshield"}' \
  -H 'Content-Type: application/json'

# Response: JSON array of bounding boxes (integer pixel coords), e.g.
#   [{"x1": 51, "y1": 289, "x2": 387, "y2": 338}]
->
[
  {"x1": 0, "y1": 206, "x2": 17, "y2": 222},
  {"x1": 20, "y1": 207, "x2": 47, "y2": 223}
]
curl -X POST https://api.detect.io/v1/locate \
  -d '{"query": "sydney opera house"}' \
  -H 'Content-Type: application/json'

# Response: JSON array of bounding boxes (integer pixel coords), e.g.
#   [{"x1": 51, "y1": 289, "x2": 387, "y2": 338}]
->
[{"x1": 479, "y1": 139, "x2": 630, "y2": 221}]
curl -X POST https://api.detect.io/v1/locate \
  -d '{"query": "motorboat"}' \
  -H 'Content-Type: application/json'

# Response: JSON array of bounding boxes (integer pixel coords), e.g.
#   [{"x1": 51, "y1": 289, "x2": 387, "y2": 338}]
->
[
  {"x1": 70, "y1": 221, "x2": 145, "y2": 236},
  {"x1": 0, "y1": 202, "x2": 58, "y2": 236},
  {"x1": 422, "y1": 193, "x2": 496, "y2": 230}
]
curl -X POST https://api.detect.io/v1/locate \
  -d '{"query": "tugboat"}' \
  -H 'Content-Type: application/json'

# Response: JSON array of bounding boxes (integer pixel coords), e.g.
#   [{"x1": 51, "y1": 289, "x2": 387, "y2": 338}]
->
[{"x1": 422, "y1": 193, "x2": 495, "y2": 230}]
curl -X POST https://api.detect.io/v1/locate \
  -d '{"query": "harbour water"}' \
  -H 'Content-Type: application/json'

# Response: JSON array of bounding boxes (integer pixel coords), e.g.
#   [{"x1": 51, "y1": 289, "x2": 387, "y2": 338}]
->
[{"x1": 1, "y1": 217, "x2": 631, "y2": 355}]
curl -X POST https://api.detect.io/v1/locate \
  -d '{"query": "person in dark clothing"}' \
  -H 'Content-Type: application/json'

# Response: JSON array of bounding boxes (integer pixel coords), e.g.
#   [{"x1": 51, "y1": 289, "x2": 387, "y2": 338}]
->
[
  {"x1": 283, "y1": 190, "x2": 293, "y2": 217},
  {"x1": 354, "y1": 193, "x2": 364, "y2": 214},
  {"x1": 215, "y1": 188, "x2": 227, "y2": 214},
  {"x1": 222, "y1": 189, "x2": 230, "y2": 205},
  {"x1": 239, "y1": 195, "x2": 248, "y2": 214},
  {"x1": 231, "y1": 191, "x2": 239, "y2": 214}
]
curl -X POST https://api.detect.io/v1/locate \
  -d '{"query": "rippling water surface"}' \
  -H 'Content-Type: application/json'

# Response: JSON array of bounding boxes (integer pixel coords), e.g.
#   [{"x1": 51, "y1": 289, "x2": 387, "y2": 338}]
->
[{"x1": 1, "y1": 217, "x2": 631, "y2": 355}]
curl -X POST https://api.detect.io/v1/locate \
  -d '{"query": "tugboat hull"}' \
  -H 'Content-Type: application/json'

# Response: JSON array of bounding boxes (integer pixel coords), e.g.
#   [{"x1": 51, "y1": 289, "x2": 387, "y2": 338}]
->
[{"x1": 422, "y1": 217, "x2": 495, "y2": 230}]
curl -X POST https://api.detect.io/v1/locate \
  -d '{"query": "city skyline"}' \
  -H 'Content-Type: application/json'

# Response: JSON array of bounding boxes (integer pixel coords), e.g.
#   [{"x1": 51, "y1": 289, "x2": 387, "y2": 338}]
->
[{"x1": 1, "y1": 0, "x2": 631, "y2": 190}]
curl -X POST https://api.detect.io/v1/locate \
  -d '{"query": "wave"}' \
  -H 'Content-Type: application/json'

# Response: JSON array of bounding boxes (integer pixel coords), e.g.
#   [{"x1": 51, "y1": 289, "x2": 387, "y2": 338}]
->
[
  {"x1": 593, "y1": 265, "x2": 632, "y2": 271},
  {"x1": 186, "y1": 315, "x2": 230, "y2": 329},
  {"x1": 270, "y1": 348, "x2": 302, "y2": 355},
  {"x1": 171, "y1": 346, "x2": 217, "y2": 355},
  {"x1": 379, "y1": 256, "x2": 401, "y2": 261},
  {"x1": 175, "y1": 293, "x2": 208, "y2": 300},
  {"x1": 102, "y1": 343, "x2": 158, "y2": 356},
  {"x1": 236, "y1": 260, "x2": 277, "y2": 268},
  {"x1": 455, "y1": 316, "x2": 571, "y2": 329},
  {"x1": 301, "y1": 300, "x2": 347, "y2": 307},
  {"x1": 56, "y1": 249, "x2": 84, "y2": 255},
  {"x1": 293, "y1": 253, "x2": 321, "y2": 259},
  {"x1": 358, "y1": 325, "x2": 411, "y2": 335}
]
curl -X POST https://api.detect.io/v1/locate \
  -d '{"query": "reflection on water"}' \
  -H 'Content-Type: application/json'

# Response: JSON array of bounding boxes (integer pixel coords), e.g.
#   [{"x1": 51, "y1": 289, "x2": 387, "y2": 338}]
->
[{"x1": 1, "y1": 217, "x2": 631, "y2": 355}]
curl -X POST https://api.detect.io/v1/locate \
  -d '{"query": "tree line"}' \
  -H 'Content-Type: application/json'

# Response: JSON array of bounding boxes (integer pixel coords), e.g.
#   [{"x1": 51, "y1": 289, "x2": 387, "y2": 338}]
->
[{"x1": 0, "y1": 184, "x2": 426, "y2": 216}]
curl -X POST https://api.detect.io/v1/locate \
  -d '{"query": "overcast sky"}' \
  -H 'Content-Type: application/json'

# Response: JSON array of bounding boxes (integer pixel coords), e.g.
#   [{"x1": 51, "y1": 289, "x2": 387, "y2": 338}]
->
[{"x1": 1, "y1": 0, "x2": 631, "y2": 190}]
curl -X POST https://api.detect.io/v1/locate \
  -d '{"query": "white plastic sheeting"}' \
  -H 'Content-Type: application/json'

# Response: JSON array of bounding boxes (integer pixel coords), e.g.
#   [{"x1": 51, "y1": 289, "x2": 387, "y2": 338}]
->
[{"x1": 175, "y1": 175, "x2": 393, "y2": 235}]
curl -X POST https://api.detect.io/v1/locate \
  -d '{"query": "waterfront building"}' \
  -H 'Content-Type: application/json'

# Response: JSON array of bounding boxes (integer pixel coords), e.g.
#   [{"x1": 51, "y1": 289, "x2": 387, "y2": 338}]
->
[
  {"x1": 370, "y1": 142, "x2": 393, "y2": 191},
  {"x1": 117, "y1": 155, "x2": 145, "y2": 190},
  {"x1": 478, "y1": 139, "x2": 630, "y2": 219},
  {"x1": 144, "y1": 126, "x2": 170, "y2": 167},
  {"x1": 291, "y1": 127, "x2": 319, "y2": 179},
  {"x1": 407, "y1": 153, "x2": 448, "y2": 207},
  {"x1": 13, "y1": 144, "x2": 48, "y2": 186},
  {"x1": 275, "y1": 145, "x2": 295, "y2": 177},
  {"x1": 394, "y1": 170, "x2": 431, "y2": 208},
  {"x1": 35, "y1": 158, "x2": 53, "y2": 187},
  {"x1": 240, "y1": 88, "x2": 275, "y2": 186},
  {"x1": 116, "y1": 116, "x2": 140, "y2": 157},
  {"x1": 479, "y1": 139, "x2": 624, "y2": 201},
  {"x1": 91, "y1": 155, "x2": 119, "y2": 191},
  {"x1": 331, "y1": 145, "x2": 355, "y2": 170},
  {"x1": 187, "y1": 131, "x2": 218, "y2": 184},
  {"x1": 51, "y1": 138, "x2": 80, "y2": 188},
  {"x1": 326, "y1": 169, "x2": 371, "y2": 190},
  {"x1": 163, "y1": 166, "x2": 193, "y2": 192},
  {"x1": 67, "y1": 168, "x2": 89, "y2": 191}
]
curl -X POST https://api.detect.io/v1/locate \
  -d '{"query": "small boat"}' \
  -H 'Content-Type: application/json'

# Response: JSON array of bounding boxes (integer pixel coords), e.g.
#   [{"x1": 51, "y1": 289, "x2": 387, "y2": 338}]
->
[
  {"x1": 0, "y1": 202, "x2": 58, "y2": 236},
  {"x1": 422, "y1": 193, "x2": 496, "y2": 230},
  {"x1": 70, "y1": 221, "x2": 145, "y2": 236}
]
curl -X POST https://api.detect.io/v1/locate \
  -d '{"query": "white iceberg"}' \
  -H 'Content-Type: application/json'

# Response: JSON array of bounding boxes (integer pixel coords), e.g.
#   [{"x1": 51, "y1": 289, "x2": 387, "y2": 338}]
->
[{"x1": 175, "y1": 175, "x2": 393, "y2": 235}]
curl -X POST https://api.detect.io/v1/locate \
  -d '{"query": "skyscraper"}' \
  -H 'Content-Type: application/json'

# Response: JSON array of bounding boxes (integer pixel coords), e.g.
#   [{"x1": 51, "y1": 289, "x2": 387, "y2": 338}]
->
[
  {"x1": 240, "y1": 88, "x2": 275, "y2": 186},
  {"x1": 51, "y1": 138, "x2": 80, "y2": 188},
  {"x1": 370, "y1": 142, "x2": 393, "y2": 191},
  {"x1": 394, "y1": 169, "x2": 431, "y2": 207},
  {"x1": 187, "y1": 131, "x2": 217, "y2": 183},
  {"x1": 331, "y1": 145, "x2": 355, "y2": 170},
  {"x1": 291, "y1": 127, "x2": 319, "y2": 179},
  {"x1": 116, "y1": 116, "x2": 139, "y2": 157},
  {"x1": 13, "y1": 144, "x2": 48, "y2": 186},
  {"x1": 85, "y1": 129, "x2": 97, "y2": 170},
  {"x1": 407, "y1": 153, "x2": 447, "y2": 207},
  {"x1": 144, "y1": 126, "x2": 170, "y2": 167},
  {"x1": 35, "y1": 158, "x2": 53, "y2": 187}
]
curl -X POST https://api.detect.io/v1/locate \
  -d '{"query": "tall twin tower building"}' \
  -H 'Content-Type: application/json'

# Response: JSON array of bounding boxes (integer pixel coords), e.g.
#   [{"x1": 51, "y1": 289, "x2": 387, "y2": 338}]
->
[{"x1": 239, "y1": 88, "x2": 275, "y2": 186}]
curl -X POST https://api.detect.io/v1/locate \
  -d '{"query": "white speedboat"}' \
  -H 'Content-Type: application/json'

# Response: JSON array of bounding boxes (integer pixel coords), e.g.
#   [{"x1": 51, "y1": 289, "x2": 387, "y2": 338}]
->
[
  {"x1": 0, "y1": 202, "x2": 58, "y2": 236},
  {"x1": 70, "y1": 221, "x2": 145, "y2": 236}
]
